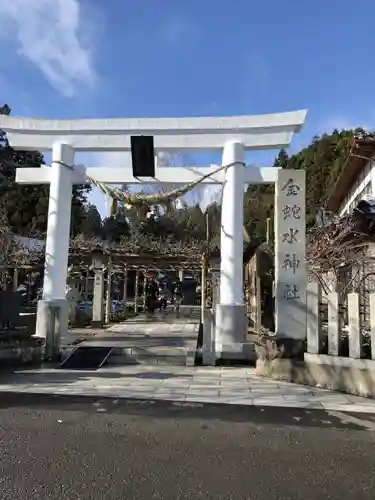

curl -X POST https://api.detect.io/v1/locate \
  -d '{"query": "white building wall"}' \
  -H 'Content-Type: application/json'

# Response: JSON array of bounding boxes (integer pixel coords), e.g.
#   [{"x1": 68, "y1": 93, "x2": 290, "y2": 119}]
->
[{"x1": 338, "y1": 156, "x2": 375, "y2": 216}]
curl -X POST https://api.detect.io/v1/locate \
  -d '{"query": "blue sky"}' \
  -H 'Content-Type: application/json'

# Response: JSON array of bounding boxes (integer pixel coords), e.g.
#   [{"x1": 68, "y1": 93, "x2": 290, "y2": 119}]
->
[{"x1": 1, "y1": 0, "x2": 374, "y2": 216}]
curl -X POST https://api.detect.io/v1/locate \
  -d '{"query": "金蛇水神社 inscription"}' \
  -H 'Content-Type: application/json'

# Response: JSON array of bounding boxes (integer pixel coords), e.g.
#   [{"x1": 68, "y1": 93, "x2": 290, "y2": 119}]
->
[{"x1": 275, "y1": 169, "x2": 306, "y2": 339}]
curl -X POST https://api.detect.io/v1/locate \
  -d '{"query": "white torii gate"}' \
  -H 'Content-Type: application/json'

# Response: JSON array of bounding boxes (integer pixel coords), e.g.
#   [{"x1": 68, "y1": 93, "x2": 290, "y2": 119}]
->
[{"x1": 0, "y1": 111, "x2": 306, "y2": 359}]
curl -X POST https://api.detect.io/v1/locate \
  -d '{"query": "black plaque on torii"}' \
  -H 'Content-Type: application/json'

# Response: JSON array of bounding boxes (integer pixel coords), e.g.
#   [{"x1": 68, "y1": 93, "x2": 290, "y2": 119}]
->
[{"x1": 131, "y1": 135, "x2": 155, "y2": 178}]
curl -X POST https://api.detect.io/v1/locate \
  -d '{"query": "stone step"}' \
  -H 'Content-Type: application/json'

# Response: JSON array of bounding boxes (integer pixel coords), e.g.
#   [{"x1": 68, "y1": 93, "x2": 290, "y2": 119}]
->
[
  {"x1": 60, "y1": 345, "x2": 196, "y2": 368},
  {"x1": 106, "y1": 347, "x2": 196, "y2": 367},
  {"x1": 107, "y1": 353, "x2": 189, "y2": 367}
]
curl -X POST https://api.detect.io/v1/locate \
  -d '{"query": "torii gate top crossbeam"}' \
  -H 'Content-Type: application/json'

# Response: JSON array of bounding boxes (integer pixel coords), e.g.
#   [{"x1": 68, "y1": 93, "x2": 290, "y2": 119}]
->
[
  {"x1": 0, "y1": 110, "x2": 307, "y2": 152},
  {"x1": 15, "y1": 165, "x2": 281, "y2": 185}
]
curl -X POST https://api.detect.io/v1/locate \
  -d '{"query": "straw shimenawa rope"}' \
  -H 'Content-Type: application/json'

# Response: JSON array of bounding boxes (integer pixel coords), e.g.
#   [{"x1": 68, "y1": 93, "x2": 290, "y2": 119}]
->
[{"x1": 86, "y1": 161, "x2": 244, "y2": 216}]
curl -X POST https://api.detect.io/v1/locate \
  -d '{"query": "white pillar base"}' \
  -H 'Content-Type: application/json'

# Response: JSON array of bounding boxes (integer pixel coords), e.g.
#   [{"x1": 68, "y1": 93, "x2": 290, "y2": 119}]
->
[
  {"x1": 36, "y1": 299, "x2": 69, "y2": 360},
  {"x1": 214, "y1": 303, "x2": 247, "y2": 356},
  {"x1": 202, "y1": 309, "x2": 215, "y2": 366}
]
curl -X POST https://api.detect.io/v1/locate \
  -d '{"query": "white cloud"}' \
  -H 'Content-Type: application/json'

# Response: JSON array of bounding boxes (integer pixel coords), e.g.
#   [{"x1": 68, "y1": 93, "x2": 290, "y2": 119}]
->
[{"x1": 0, "y1": 0, "x2": 96, "y2": 97}]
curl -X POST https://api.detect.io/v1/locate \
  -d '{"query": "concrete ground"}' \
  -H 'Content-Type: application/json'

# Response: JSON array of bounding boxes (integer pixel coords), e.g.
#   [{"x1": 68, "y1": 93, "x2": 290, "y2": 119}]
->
[
  {"x1": 0, "y1": 392, "x2": 375, "y2": 499},
  {"x1": 5, "y1": 310, "x2": 375, "y2": 498}
]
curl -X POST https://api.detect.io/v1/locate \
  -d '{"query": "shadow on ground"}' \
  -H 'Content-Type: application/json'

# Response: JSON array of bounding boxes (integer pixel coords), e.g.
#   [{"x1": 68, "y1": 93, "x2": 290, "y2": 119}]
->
[
  {"x1": 0, "y1": 369, "x2": 195, "y2": 383},
  {"x1": 1, "y1": 391, "x2": 375, "y2": 431}
]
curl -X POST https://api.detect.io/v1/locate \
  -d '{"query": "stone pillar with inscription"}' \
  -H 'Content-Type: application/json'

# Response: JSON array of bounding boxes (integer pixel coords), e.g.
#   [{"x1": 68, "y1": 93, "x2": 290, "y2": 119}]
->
[{"x1": 274, "y1": 169, "x2": 307, "y2": 357}]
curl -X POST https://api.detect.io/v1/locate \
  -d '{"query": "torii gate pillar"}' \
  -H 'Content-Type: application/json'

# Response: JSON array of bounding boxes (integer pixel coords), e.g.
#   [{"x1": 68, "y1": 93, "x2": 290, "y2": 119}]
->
[
  {"x1": 35, "y1": 142, "x2": 74, "y2": 359},
  {"x1": 215, "y1": 140, "x2": 247, "y2": 355}
]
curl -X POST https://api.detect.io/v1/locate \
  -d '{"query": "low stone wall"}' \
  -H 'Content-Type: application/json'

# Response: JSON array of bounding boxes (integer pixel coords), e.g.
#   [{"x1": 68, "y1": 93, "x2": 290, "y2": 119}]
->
[
  {"x1": 256, "y1": 354, "x2": 375, "y2": 398},
  {"x1": 0, "y1": 337, "x2": 44, "y2": 368}
]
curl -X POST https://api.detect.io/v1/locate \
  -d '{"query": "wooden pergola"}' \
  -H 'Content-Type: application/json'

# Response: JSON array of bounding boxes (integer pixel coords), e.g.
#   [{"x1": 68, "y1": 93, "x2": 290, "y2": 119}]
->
[
  {"x1": 2, "y1": 233, "x2": 210, "y2": 272},
  {"x1": 0, "y1": 231, "x2": 220, "y2": 323},
  {"x1": 67, "y1": 234, "x2": 207, "y2": 270},
  {"x1": 66, "y1": 234, "x2": 211, "y2": 316}
]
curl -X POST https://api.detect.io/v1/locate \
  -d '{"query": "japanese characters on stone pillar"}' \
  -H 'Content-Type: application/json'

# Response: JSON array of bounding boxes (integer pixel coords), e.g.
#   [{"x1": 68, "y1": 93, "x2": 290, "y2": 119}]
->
[{"x1": 274, "y1": 169, "x2": 306, "y2": 340}]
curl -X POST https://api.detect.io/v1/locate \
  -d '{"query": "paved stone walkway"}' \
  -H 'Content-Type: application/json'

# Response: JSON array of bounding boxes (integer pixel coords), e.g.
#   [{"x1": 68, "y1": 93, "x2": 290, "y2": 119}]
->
[
  {"x1": 1, "y1": 365, "x2": 375, "y2": 414},
  {"x1": 73, "y1": 309, "x2": 200, "y2": 365},
  {"x1": 81, "y1": 313, "x2": 198, "y2": 349},
  {"x1": 61, "y1": 306, "x2": 200, "y2": 349}
]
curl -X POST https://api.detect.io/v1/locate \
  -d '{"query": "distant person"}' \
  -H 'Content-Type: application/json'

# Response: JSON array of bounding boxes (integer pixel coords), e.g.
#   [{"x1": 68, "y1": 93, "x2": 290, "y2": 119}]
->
[
  {"x1": 173, "y1": 279, "x2": 183, "y2": 312},
  {"x1": 158, "y1": 282, "x2": 168, "y2": 311},
  {"x1": 146, "y1": 278, "x2": 159, "y2": 313}
]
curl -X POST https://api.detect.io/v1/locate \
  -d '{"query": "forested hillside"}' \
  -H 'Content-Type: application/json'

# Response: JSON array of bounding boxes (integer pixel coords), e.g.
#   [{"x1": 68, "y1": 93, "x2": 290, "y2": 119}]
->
[{"x1": 244, "y1": 128, "x2": 370, "y2": 241}]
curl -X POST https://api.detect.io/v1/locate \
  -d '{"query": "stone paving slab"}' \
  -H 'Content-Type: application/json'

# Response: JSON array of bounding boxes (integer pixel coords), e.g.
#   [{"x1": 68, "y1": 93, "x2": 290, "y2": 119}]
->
[{"x1": 1, "y1": 365, "x2": 375, "y2": 414}]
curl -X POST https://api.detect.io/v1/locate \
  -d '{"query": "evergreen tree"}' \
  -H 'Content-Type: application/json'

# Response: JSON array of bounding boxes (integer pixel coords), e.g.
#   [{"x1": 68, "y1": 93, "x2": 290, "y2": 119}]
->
[
  {"x1": 243, "y1": 149, "x2": 289, "y2": 242},
  {"x1": 102, "y1": 214, "x2": 130, "y2": 241},
  {"x1": 80, "y1": 204, "x2": 102, "y2": 237},
  {"x1": 0, "y1": 103, "x2": 94, "y2": 237}
]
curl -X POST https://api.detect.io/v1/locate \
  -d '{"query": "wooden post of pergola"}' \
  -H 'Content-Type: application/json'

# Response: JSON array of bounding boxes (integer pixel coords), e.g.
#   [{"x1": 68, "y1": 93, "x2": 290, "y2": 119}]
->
[
  {"x1": 104, "y1": 256, "x2": 112, "y2": 325},
  {"x1": 201, "y1": 254, "x2": 206, "y2": 324},
  {"x1": 13, "y1": 267, "x2": 18, "y2": 291},
  {"x1": 123, "y1": 266, "x2": 128, "y2": 305},
  {"x1": 84, "y1": 268, "x2": 89, "y2": 299},
  {"x1": 134, "y1": 270, "x2": 140, "y2": 313},
  {"x1": 142, "y1": 272, "x2": 147, "y2": 312}
]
